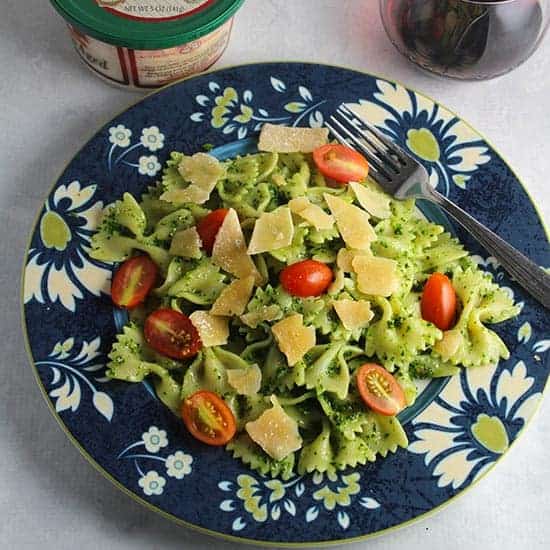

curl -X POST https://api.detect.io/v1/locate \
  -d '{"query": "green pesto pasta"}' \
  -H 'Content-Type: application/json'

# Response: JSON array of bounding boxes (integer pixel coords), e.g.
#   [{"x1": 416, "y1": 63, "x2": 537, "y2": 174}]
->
[{"x1": 91, "y1": 146, "x2": 520, "y2": 478}]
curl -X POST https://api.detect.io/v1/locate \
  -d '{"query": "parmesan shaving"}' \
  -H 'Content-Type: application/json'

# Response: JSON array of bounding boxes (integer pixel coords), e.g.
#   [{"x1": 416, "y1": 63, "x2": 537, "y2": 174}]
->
[
  {"x1": 324, "y1": 193, "x2": 376, "y2": 250},
  {"x1": 349, "y1": 181, "x2": 391, "y2": 219},
  {"x1": 247, "y1": 207, "x2": 294, "y2": 254},
  {"x1": 288, "y1": 197, "x2": 334, "y2": 230},
  {"x1": 336, "y1": 248, "x2": 371, "y2": 273},
  {"x1": 189, "y1": 311, "x2": 229, "y2": 347},
  {"x1": 271, "y1": 313, "x2": 315, "y2": 366},
  {"x1": 227, "y1": 365, "x2": 262, "y2": 396},
  {"x1": 258, "y1": 123, "x2": 328, "y2": 153},
  {"x1": 210, "y1": 276, "x2": 255, "y2": 317},
  {"x1": 352, "y1": 255, "x2": 400, "y2": 296},
  {"x1": 333, "y1": 299, "x2": 374, "y2": 330},
  {"x1": 211, "y1": 208, "x2": 261, "y2": 283},
  {"x1": 168, "y1": 227, "x2": 202, "y2": 259},
  {"x1": 245, "y1": 395, "x2": 302, "y2": 460},
  {"x1": 161, "y1": 152, "x2": 224, "y2": 205},
  {"x1": 160, "y1": 186, "x2": 209, "y2": 205},
  {"x1": 327, "y1": 268, "x2": 345, "y2": 295}
]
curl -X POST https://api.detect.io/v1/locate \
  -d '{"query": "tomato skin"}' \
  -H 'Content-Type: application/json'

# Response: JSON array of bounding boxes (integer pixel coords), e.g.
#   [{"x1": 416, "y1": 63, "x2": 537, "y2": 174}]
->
[
  {"x1": 421, "y1": 273, "x2": 457, "y2": 330},
  {"x1": 279, "y1": 259, "x2": 334, "y2": 297},
  {"x1": 111, "y1": 255, "x2": 158, "y2": 309},
  {"x1": 144, "y1": 308, "x2": 202, "y2": 360},
  {"x1": 356, "y1": 363, "x2": 406, "y2": 416},
  {"x1": 197, "y1": 208, "x2": 229, "y2": 254},
  {"x1": 181, "y1": 390, "x2": 237, "y2": 446},
  {"x1": 313, "y1": 144, "x2": 369, "y2": 184}
]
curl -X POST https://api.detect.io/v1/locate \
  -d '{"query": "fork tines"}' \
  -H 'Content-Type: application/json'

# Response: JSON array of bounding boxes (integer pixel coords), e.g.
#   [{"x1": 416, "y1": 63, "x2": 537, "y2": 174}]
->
[{"x1": 325, "y1": 104, "x2": 408, "y2": 184}]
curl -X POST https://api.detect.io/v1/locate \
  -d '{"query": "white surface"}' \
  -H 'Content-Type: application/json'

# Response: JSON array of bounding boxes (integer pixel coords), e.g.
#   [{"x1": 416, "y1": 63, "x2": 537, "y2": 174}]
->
[{"x1": 1, "y1": 1, "x2": 549, "y2": 549}]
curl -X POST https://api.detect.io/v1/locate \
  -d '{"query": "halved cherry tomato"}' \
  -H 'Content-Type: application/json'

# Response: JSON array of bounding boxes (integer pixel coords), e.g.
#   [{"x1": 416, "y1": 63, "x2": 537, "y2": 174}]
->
[
  {"x1": 421, "y1": 272, "x2": 457, "y2": 330},
  {"x1": 181, "y1": 390, "x2": 237, "y2": 446},
  {"x1": 279, "y1": 259, "x2": 333, "y2": 297},
  {"x1": 197, "y1": 208, "x2": 229, "y2": 254},
  {"x1": 313, "y1": 144, "x2": 369, "y2": 184},
  {"x1": 356, "y1": 363, "x2": 406, "y2": 416},
  {"x1": 110, "y1": 255, "x2": 158, "y2": 309},
  {"x1": 144, "y1": 308, "x2": 202, "y2": 359}
]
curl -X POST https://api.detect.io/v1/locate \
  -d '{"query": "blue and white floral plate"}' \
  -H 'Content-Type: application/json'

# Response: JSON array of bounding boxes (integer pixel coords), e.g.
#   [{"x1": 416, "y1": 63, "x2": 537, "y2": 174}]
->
[{"x1": 22, "y1": 63, "x2": 550, "y2": 546}]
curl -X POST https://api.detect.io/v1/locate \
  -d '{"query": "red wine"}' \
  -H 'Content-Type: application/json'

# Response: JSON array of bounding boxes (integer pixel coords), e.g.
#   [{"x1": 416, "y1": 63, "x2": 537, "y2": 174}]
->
[{"x1": 382, "y1": 0, "x2": 544, "y2": 79}]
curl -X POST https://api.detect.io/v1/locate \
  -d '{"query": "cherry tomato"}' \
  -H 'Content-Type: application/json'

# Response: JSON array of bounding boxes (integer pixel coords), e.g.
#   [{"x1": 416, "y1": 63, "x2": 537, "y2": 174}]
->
[
  {"x1": 181, "y1": 390, "x2": 237, "y2": 446},
  {"x1": 144, "y1": 308, "x2": 202, "y2": 360},
  {"x1": 279, "y1": 259, "x2": 334, "y2": 297},
  {"x1": 313, "y1": 144, "x2": 369, "y2": 184},
  {"x1": 356, "y1": 363, "x2": 406, "y2": 416},
  {"x1": 421, "y1": 272, "x2": 457, "y2": 330},
  {"x1": 197, "y1": 208, "x2": 229, "y2": 254},
  {"x1": 110, "y1": 255, "x2": 158, "y2": 309}
]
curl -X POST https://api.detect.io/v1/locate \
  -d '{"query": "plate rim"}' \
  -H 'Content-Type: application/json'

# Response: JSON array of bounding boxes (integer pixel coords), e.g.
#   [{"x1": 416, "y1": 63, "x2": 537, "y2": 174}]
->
[{"x1": 20, "y1": 60, "x2": 550, "y2": 547}]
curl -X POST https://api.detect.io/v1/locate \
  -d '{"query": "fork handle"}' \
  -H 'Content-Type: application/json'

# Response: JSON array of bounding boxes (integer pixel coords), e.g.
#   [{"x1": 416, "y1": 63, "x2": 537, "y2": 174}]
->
[{"x1": 426, "y1": 188, "x2": 550, "y2": 310}]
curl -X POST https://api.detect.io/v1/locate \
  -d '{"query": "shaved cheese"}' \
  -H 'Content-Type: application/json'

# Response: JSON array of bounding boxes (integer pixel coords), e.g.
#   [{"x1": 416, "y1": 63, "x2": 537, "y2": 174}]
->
[
  {"x1": 349, "y1": 181, "x2": 391, "y2": 219},
  {"x1": 324, "y1": 194, "x2": 376, "y2": 250},
  {"x1": 333, "y1": 299, "x2": 374, "y2": 330},
  {"x1": 178, "y1": 152, "x2": 224, "y2": 188},
  {"x1": 212, "y1": 209, "x2": 261, "y2": 283},
  {"x1": 328, "y1": 268, "x2": 345, "y2": 295},
  {"x1": 288, "y1": 197, "x2": 334, "y2": 230},
  {"x1": 161, "y1": 153, "x2": 224, "y2": 204},
  {"x1": 210, "y1": 276, "x2": 255, "y2": 317},
  {"x1": 189, "y1": 311, "x2": 229, "y2": 347},
  {"x1": 434, "y1": 329, "x2": 462, "y2": 361},
  {"x1": 336, "y1": 248, "x2": 371, "y2": 273},
  {"x1": 227, "y1": 365, "x2": 262, "y2": 396},
  {"x1": 258, "y1": 123, "x2": 328, "y2": 153},
  {"x1": 240, "y1": 305, "x2": 282, "y2": 328},
  {"x1": 247, "y1": 207, "x2": 294, "y2": 254},
  {"x1": 169, "y1": 227, "x2": 202, "y2": 259},
  {"x1": 161, "y1": 186, "x2": 209, "y2": 205},
  {"x1": 352, "y1": 255, "x2": 400, "y2": 296},
  {"x1": 271, "y1": 314, "x2": 315, "y2": 366},
  {"x1": 245, "y1": 396, "x2": 302, "y2": 460}
]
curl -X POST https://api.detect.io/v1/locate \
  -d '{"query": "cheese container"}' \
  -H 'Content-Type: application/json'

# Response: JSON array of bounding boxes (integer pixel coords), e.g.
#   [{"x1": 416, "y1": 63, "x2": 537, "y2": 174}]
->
[{"x1": 50, "y1": 0, "x2": 244, "y2": 90}]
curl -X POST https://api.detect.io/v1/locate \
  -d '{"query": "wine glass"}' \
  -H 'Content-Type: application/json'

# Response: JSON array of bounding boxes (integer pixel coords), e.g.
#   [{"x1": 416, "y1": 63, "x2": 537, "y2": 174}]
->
[{"x1": 379, "y1": 0, "x2": 549, "y2": 79}]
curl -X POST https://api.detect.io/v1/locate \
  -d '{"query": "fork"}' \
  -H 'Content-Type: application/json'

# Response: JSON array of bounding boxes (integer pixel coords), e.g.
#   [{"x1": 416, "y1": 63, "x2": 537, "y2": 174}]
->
[{"x1": 326, "y1": 104, "x2": 550, "y2": 310}]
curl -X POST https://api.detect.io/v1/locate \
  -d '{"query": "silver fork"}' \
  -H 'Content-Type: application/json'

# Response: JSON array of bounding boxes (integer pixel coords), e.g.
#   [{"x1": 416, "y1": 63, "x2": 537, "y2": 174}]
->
[{"x1": 326, "y1": 104, "x2": 550, "y2": 310}]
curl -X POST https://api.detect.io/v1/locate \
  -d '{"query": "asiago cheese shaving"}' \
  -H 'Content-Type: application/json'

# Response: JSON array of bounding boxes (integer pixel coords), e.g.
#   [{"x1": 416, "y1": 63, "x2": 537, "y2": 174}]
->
[
  {"x1": 323, "y1": 193, "x2": 376, "y2": 250},
  {"x1": 258, "y1": 123, "x2": 329, "y2": 153},
  {"x1": 247, "y1": 207, "x2": 294, "y2": 254},
  {"x1": 210, "y1": 276, "x2": 255, "y2": 317},
  {"x1": 227, "y1": 365, "x2": 262, "y2": 396},
  {"x1": 352, "y1": 255, "x2": 400, "y2": 296},
  {"x1": 333, "y1": 299, "x2": 374, "y2": 330},
  {"x1": 271, "y1": 313, "x2": 315, "y2": 366},
  {"x1": 336, "y1": 248, "x2": 371, "y2": 273},
  {"x1": 189, "y1": 311, "x2": 229, "y2": 347},
  {"x1": 288, "y1": 197, "x2": 334, "y2": 230},
  {"x1": 211, "y1": 209, "x2": 261, "y2": 283},
  {"x1": 160, "y1": 153, "x2": 224, "y2": 204},
  {"x1": 245, "y1": 395, "x2": 303, "y2": 460},
  {"x1": 349, "y1": 181, "x2": 391, "y2": 219},
  {"x1": 168, "y1": 227, "x2": 202, "y2": 259}
]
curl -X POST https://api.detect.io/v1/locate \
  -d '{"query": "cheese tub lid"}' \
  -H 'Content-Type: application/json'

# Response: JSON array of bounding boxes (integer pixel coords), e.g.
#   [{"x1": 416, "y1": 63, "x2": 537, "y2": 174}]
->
[{"x1": 51, "y1": 0, "x2": 245, "y2": 50}]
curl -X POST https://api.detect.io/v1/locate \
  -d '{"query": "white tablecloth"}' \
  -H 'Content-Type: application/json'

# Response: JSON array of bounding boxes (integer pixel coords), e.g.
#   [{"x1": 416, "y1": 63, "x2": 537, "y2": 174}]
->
[{"x1": 1, "y1": 1, "x2": 549, "y2": 548}]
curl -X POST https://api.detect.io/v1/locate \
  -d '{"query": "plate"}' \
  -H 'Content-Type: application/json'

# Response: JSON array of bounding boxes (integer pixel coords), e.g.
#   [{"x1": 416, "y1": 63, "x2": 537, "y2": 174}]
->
[{"x1": 22, "y1": 62, "x2": 550, "y2": 546}]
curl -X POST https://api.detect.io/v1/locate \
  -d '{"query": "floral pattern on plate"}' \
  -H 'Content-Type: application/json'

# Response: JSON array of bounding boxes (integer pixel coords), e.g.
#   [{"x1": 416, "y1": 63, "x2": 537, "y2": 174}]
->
[
  {"x1": 118, "y1": 426, "x2": 193, "y2": 497},
  {"x1": 21, "y1": 63, "x2": 550, "y2": 545}
]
